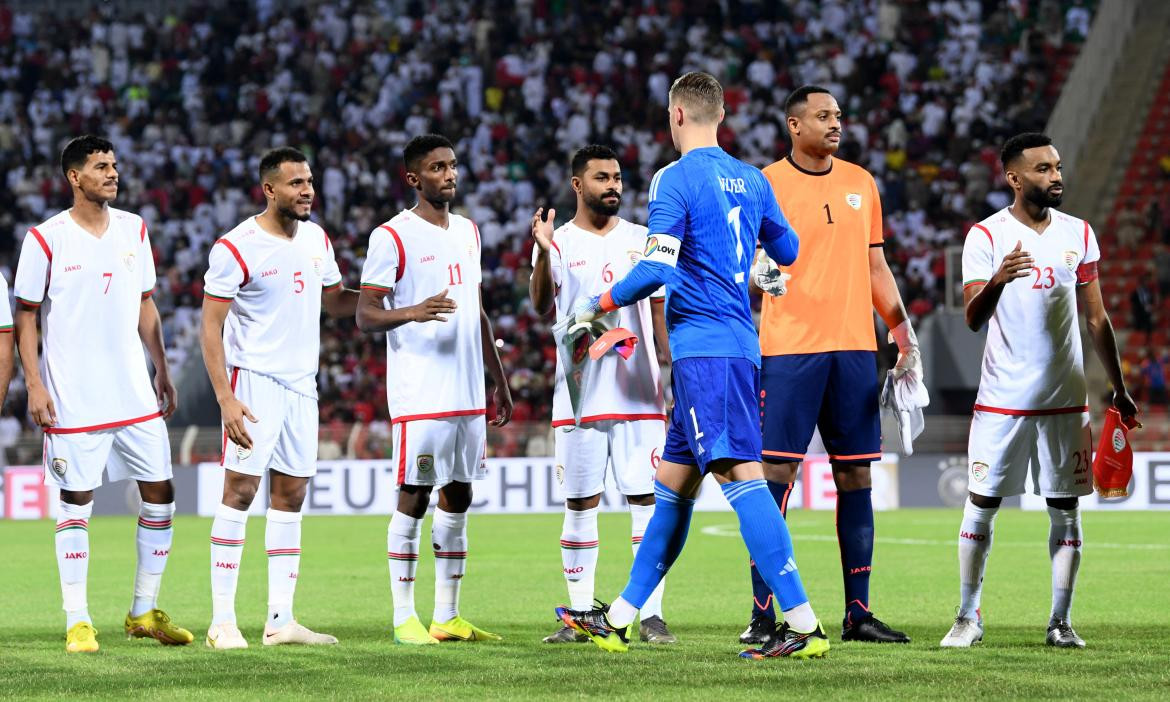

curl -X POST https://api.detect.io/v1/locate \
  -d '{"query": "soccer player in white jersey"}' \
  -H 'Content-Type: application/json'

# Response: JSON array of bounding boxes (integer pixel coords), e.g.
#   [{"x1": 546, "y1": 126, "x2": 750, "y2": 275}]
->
[
  {"x1": 13, "y1": 135, "x2": 192, "y2": 653},
  {"x1": 943, "y1": 133, "x2": 1138, "y2": 649},
  {"x1": 528, "y1": 145, "x2": 676, "y2": 645},
  {"x1": 0, "y1": 275, "x2": 13, "y2": 431},
  {"x1": 201, "y1": 147, "x2": 358, "y2": 649},
  {"x1": 357, "y1": 134, "x2": 513, "y2": 645}
]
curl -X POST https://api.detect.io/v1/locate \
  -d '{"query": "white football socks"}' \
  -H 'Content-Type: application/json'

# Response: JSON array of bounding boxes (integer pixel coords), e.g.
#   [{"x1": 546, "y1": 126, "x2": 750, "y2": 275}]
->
[
  {"x1": 560, "y1": 506, "x2": 600, "y2": 611},
  {"x1": 387, "y1": 511, "x2": 421, "y2": 627},
  {"x1": 957, "y1": 499, "x2": 998, "y2": 620},
  {"x1": 265, "y1": 508, "x2": 302, "y2": 630},
  {"x1": 210, "y1": 503, "x2": 248, "y2": 626},
  {"x1": 1047, "y1": 506, "x2": 1082, "y2": 622},
  {"x1": 131, "y1": 501, "x2": 174, "y2": 617},
  {"x1": 56, "y1": 501, "x2": 93, "y2": 630},
  {"x1": 432, "y1": 508, "x2": 468, "y2": 624},
  {"x1": 629, "y1": 503, "x2": 666, "y2": 620}
]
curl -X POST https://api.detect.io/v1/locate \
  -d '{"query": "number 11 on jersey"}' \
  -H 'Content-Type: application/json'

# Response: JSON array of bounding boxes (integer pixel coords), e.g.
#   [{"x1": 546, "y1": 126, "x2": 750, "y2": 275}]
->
[{"x1": 448, "y1": 263, "x2": 463, "y2": 285}]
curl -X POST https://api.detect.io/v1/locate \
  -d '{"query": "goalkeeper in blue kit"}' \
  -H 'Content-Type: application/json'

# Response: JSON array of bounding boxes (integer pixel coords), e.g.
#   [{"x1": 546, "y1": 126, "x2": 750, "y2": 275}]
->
[{"x1": 555, "y1": 72, "x2": 828, "y2": 659}]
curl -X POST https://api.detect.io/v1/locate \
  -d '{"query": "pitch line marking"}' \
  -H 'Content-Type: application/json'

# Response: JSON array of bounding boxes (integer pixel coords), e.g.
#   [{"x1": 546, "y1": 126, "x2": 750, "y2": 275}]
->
[{"x1": 698, "y1": 524, "x2": 1170, "y2": 550}]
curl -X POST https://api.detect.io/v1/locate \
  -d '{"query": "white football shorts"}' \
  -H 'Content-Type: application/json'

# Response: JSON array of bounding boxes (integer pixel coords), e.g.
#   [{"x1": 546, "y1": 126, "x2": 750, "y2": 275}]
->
[
  {"x1": 222, "y1": 368, "x2": 318, "y2": 478},
  {"x1": 44, "y1": 416, "x2": 172, "y2": 491},
  {"x1": 967, "y1": 410, "x2": 1093, "y2": 498},
  {"x1": 554, "y1": 418, "x2": 664, "y2": 499},
  {"x1": 393, "y1": 414, "x2": 487, "y2": 487}
]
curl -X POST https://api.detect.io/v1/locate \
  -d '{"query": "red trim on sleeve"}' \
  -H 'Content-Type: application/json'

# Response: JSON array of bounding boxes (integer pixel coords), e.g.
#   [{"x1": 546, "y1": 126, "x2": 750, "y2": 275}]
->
[
  {"x1": 551, "y1": 413, "x2": 668, "y2": 428},
  {"x1": 1083, "y1": 220, "x2": 1090, "y2": 255},
  {"x1": 324, "y1": 230, "x2": 332, "y2": 252},
  {"x1": 28, "y1": 226, "x2": 51, "y2": 262},
  {"x1": 550, "y1": 240, "x2": 561, "y2": 256},
  {"x1": 45, "y1": 410, "x2": 163, "y2": 435},
  {"x1": 972, "y1": 223, "x2": 992, "y2": 247},
  {"x1": 141, "y1": 290, "x2": 154, "y2": 299},
  {"x1": 973, "y1": 404, "x2": 1088, "y2": 416},
  {"x1": 471, "y1": 221, "x2": 481, "y2": 251},
  {"x1": 215, "y1": 239, "x2": 250, "y2": 286},
  {"x1": 390, "y1": 408, "x2": 487, "y2": 425},
  {"x1": 963, "y1": 280, "x2": 989, "y2": 291},
  {"x1": 379, "y1": 225, "x2": 406, "y2": 283},
  {"x1": 140, "y1": 220, "x2": 148, "y2": 243}
]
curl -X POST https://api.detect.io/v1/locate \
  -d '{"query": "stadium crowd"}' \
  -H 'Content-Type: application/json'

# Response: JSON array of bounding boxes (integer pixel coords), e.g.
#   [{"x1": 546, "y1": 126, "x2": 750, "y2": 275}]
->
[{"x1": 0, "y1": 0, "x2": 1104, "y2": 454}]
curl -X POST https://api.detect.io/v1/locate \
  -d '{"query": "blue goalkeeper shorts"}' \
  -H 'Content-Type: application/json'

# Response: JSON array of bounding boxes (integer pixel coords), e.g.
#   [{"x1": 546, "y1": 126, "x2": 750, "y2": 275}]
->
[
  {"x1": 760, "y1": 351, "x2": 881, "y2": 464},
  {"x1": 661, "y1": 357, "x2": 763, "y2": 473}
]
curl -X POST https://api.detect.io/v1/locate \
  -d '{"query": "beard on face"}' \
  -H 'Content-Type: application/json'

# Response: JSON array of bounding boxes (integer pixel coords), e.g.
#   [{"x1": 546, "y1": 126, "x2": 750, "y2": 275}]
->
[
  {"x1": 278, "y1": 204, "x2": 312, "y2": 222},
  {"x1": 1024, "y1": 182, "x2": 1062, "y2": 208},
  {"x1": 584, "y1": 189, "x2": 621, "y2": 216},
  {"x1": 423, "y1": 182, "x2": 457, "y2": 205}
]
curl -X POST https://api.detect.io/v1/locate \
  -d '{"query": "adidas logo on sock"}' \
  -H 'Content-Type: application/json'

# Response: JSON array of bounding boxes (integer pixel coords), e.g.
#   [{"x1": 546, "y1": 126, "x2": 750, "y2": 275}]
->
[{"x1": 778, "y1": 557, "x2": 797, "y2": 576}]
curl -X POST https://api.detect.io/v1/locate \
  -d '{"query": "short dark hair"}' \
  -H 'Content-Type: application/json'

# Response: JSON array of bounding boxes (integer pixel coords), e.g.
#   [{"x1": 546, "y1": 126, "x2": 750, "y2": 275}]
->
[
  {"x1": 571, "y1": 145, "x2": 619, "y2": 177},
  {"x1": 784, "y1": 85, "x2": 833, "y2": 118},
  {"x1": 1000, "y1": 132, "x2": 1053, "y2": 169},
  {"x1": 259, "y1": 147, "x2": 308, "y2": 182},
  {"x1": 403, "y1": 134, "x2": 455, "y2": 173},
  {"x1": 60, "y1": 135, "x2": 114, "y2": 178},
  {"x1": 668, "y1": 71, "x2": 723, "y2": 124}
]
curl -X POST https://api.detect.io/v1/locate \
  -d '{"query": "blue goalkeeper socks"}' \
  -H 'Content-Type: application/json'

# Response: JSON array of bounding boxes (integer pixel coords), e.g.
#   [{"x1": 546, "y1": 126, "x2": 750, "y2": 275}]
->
[
  {"x1": 748, "y1": 480, "x2": 791, "y2": 620},
  {"x1": 837, "y1": 486, "x2": 875, "y2": 624},
  {"x1": 723, "y1": 479, "x2": 809, "y2": 611},
  {"x1": 618, "y1": 482, "x2": 694, "y2": 609}
]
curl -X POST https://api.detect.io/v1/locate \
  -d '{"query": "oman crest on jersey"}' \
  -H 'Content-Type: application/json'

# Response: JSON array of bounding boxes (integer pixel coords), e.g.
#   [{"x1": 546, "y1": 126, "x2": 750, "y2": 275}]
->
[
  {"x1": 312, "y1": 257, "x2": 323, "y2": 276},
  {"x1": 846, "y1": 193, "x2": 862, "y2": 210},
  {"x1": 122, "y1": 252, "x2": 136, "y2": 271},
  {"x1": 1063, "y1": 250, "x2": 1079, "y2": 271}
]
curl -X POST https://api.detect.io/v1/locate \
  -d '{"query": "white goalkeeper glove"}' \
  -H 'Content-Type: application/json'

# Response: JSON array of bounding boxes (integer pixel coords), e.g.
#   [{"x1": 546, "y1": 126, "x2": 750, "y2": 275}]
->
[
  {"x1": 880, "y1": 320, "x2": 929, "y2": 455},
  {"x1": 752, "y1": 252, "x2": 790, "y2": 297}
]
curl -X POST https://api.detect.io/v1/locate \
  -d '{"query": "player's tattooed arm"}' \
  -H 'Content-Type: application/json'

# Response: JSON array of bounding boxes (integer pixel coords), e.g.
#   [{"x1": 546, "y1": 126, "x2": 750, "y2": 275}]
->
[
  {"x1": 201, "y1": 296, "x2": 257, "y2": 449},
  {"x1": 14, "y1": 303, "x2": 55, "y2": 427},
  {"x1": 529, "y1": 207, "x2": 556, "y2": 316},
  {"x1": 139, "y1": 297, "x2": 178, "y2": 419},
  {"x1": 355, "y1": 287, "x2": 456, "y2": 332},
  {"x1": 1077, "y1": 279, "x2": 1139, "y2": 421},
  {"x1": 964, "y1": 240, "x2": 1033, "y2": 331}
]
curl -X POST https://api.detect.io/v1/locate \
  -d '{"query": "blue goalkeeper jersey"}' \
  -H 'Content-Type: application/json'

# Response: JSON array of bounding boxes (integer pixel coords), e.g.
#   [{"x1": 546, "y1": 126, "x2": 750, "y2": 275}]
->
[{"x1": 646, "y1": 146, "x2": 797, "y2": 366}]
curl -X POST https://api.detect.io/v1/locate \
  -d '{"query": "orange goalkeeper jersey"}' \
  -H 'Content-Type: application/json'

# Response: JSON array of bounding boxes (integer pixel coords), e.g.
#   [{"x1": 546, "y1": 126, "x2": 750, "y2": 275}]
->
[{"x1": 759, "y1": 155, "x2": 883, "y2": 356}]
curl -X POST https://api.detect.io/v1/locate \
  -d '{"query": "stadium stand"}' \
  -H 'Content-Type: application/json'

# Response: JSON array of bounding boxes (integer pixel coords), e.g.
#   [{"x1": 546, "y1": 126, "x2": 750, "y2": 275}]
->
[
  {"x1": 0, "y1": 0, "x2": 1117, "y2": 460},
  {"x1": 1097, "y1": 58, "x2": 1170, "y2": 449}
]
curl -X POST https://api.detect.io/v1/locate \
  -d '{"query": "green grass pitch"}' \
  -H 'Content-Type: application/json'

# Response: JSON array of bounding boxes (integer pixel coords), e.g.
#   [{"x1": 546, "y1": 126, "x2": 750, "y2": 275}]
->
[{"x1": 2, "y1": 509, "x2": 1168, "y2": 700}]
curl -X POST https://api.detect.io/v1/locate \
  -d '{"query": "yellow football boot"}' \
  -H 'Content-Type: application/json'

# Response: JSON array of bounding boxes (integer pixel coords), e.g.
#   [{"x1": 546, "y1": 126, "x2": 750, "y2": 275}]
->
[
  {"x1": 429, "y1": 615, "x2": 502, "y2": 642},
  {"x1": 124, "y1": 609, "x2": 194, "y2": 645},
  {"x1": 66, "y1": 622, "x2": 99, "y2": 653}
]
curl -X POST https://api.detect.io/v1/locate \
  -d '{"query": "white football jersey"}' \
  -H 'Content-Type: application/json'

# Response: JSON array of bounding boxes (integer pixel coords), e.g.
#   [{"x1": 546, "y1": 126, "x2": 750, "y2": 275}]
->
[
  {"x1": 360, "y1": 209, "x2": 484, "y2": 422},
  {"x1": 0, "y1": 274, "x2": 12, "y2": 331},
  {"x1": 13, "y1": 208, "x2": 160, "y2": 432},
  {"x1": 533, "y1": 218, "x2": 666, "y2": 426},
  {"x1": 203, "y1": 216, "x2": 342, "y2": 399},
  {"x1": 961, "y1": 207, "x2": 1100, "y2": 413}
]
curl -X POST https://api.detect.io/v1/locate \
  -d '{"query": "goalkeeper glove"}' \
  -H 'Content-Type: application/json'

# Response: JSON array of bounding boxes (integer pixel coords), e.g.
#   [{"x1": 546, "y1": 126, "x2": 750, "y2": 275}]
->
[
  {"x1": 881, "y1": 320, "x2": 929, "y2": 456},
  {"x1": 752, "y1": 252, "x2": 790, "y2": 297},
  {"x1": 570, "y1": 290, "x2": 617, "y2": 325}
]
